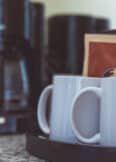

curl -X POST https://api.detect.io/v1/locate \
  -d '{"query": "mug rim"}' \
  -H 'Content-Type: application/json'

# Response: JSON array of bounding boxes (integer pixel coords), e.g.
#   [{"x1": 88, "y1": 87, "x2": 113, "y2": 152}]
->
[
  {"x1": 53, "y1": 75, "x2": 101, "y2": 80},
  {"x1": 54, "y1": 75, "x2": 116, "y2": 79}
]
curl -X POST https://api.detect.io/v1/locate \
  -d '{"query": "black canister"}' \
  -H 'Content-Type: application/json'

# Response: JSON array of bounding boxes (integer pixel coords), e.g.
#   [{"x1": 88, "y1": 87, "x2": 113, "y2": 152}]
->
[{"x1": 44, "y1": 15, "x2": 96, "y2": 85}]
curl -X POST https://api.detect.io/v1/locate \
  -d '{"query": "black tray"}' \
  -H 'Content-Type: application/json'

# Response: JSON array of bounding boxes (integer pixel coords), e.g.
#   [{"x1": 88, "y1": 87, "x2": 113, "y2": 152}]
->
[{"x1": 26, "y1": 130, "x2": 116, "y2": 162}]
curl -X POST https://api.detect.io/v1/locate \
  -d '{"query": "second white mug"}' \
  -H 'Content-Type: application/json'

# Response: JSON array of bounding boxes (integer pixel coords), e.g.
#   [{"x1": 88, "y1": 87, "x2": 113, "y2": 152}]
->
[{"x1": 71, "y1": 77, "x2": 116, "y2": 147}]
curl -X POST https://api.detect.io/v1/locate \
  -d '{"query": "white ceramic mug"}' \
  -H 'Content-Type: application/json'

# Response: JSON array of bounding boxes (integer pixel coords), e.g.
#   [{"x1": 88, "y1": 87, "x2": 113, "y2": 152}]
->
[
  {"x1": 71, "y1": 77, "x2": 116, "y2": 147},
  {"x1": 37, "y1": 75, "x2": 100, "y2": 143}
]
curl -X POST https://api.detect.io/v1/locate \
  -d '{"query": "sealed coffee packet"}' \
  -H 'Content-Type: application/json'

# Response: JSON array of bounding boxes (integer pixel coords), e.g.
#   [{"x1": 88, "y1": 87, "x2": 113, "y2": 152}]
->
[{"x1": 83, "y1": 34, "x2": 116, "y2": 77}]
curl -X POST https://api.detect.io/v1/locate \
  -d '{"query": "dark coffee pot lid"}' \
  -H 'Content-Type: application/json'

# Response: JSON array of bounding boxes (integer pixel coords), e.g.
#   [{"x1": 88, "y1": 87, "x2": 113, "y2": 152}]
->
[{"x1": 29, "y1": 2, "x2": 44, "y2": 50}]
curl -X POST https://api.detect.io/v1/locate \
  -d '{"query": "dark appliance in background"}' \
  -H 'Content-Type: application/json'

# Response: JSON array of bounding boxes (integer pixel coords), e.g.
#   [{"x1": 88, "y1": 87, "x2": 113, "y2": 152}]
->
[
  {"x1": 26, "y1": 2, "x2": 45, "y2": 131},
  {"x1": 0, "y1": 0, "x2": 31, "y2": 134},
  {"x1": 43, "y1": 15, "x2": 111, "y2": 86},
  {"x1": 43, "y1": 15, "x2": 96, "y2": 85},
  {"x1": 95, "y1": 17, "x2": 110, "y2": 33}
]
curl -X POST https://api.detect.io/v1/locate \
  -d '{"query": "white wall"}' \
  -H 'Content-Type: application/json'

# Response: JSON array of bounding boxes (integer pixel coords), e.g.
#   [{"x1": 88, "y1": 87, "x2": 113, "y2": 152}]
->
[{"x1": 31, "y1": 0, "x2": 116, "y2": 28}]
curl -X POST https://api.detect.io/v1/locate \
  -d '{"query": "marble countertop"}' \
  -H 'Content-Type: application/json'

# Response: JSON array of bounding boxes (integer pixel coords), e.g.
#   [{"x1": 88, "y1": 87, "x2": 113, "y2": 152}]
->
[{"x1": 0, "y1": 135, "x2": 46, "y2": 162}]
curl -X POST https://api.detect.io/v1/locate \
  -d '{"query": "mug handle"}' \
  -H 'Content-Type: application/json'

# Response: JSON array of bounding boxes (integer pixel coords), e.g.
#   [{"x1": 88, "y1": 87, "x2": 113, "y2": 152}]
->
[
  {"x1": 37, "y1": 85, "x2": 53, "y2": 135},
  {"x1": 71, "y1": 87, "x2": 102, "y2": 144}
]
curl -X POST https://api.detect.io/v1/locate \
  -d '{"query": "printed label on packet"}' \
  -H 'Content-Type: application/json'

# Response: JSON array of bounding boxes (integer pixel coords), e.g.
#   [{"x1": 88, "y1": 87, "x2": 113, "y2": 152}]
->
[{"x1": 103, "y1": 68, "x2": 116, "y2": 77}]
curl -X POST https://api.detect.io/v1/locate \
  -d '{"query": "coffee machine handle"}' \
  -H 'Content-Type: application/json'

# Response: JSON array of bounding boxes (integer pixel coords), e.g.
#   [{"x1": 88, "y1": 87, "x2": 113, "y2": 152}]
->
[
  {"x1": 37, "y1": 85, "x2": 53, "y2": 135},
  {"x1": 71, "y1": 87, "x2": 102, "y2": 144}
]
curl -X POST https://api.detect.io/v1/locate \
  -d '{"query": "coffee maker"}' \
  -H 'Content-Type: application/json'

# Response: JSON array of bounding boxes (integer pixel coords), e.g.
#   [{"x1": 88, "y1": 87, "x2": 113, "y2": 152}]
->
[{"x1": 0, "y1": 0, "x2": 31, "y2": 134}]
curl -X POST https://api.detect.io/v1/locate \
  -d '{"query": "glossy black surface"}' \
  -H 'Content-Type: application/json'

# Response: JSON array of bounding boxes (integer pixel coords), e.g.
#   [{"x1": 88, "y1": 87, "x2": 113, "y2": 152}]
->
[
  {"x1": 28, "y1": 3, "x2": 44, "y2": 109},
  {"x1": 29, "y1": 2, "x2": 44, "y2": 50},
  {"x1": 26, "y1": 130, "x2": 116, "y2": 162},
  {"x1": 24, "y1": 0, "x2": 30, "y2": 40}
]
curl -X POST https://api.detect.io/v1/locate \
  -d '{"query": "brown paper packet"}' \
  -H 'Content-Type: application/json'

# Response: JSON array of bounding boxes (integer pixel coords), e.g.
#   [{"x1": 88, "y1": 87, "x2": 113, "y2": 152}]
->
[{"x1": 83, "y1": 34, "x2": 116, "y2": 77}]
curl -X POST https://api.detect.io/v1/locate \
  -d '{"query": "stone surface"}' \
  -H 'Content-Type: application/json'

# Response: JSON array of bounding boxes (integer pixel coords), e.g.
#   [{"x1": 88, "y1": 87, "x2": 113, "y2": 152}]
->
[{"x1": 0, "y1": 135, "x2": 46, "y2": 162}]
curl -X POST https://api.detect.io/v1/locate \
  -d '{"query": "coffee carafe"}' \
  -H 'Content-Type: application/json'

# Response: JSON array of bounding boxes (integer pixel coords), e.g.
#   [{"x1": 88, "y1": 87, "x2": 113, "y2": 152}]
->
[{"x1": 2, "y1": 38, "x2": 29, "y2": 112}]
